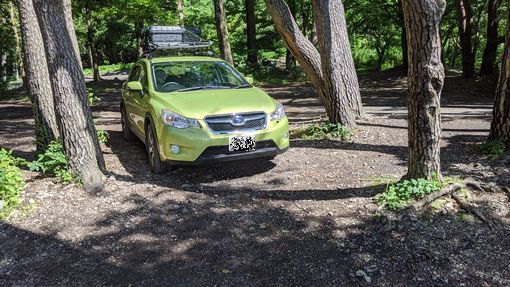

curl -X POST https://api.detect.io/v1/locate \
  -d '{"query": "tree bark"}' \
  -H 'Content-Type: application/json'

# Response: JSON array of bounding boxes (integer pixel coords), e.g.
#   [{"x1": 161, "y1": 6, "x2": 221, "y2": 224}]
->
[
  {"x1": 63, "y1": 0, "x2": 82, "y2": 69},
  {"x1": 245, "y1": 0, "x2": 257, "y2": 65},
  {"x1": 177, "y1": 0, "x2": 184, "y2": 28},
  {"x1": 213, "y1": 0, "x2": 234, "y2": 65},
  {"x1": 489, "y1": 0, "x2": 510, "y2": 148},
  {"x1": 135, "y1": 19, "x2": 144, "y2": 58},
  {"x1": 312, "y1": 0, "x2": 363, "y2": 127},
  {"x1": 34, "y1": 0, "x2": 105, "y2": 192},
  {"x1": 455, "y1": 0, "x2": 475, "y2": 79},
  {"x1": 480, "y1": 0, "x2": 501, "y2": 76},
  {"x1": 86, "y1": 8, "x2": 101, "y2": 82},
  {"x1": 403, "y1": 0, "x2": 446, "y2": 179},
  {"x1": 9, "y1": 1, "x2": 20, "y2": 81},
  {"x1": 285, "y1": 0, "x2": 296, "y2": 70},
  {"x1": 264, "y1": 0, "x2": 363, "y2": 128},
  {"x1": 17, "y1": 0, "x2": 59, "y2": 153}
]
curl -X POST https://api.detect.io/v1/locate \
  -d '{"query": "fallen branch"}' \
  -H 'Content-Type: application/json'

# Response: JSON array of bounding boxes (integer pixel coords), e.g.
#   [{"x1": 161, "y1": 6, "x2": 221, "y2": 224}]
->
[
  {"x1": 409, "y1": 184, "x2": 462, "y2": 212},
  {"x1": 451, "y1": 192, "x2": 494, "y2": 229},
  {"x1": 464, "y1": 180, "x2": 486, "y2": 193}
]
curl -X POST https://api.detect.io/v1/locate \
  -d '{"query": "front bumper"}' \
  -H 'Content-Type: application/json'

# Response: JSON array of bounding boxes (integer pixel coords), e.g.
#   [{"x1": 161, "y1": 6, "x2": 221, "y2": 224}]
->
[{"x1": 156, "y1": 116, "x2": 290, "y2": 164}]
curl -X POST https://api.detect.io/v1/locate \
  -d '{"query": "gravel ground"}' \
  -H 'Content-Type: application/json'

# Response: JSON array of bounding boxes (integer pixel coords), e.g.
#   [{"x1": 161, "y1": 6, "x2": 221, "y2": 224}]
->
[{"x1": 0, "y1": 71, "x2": 509, "y2": 286}]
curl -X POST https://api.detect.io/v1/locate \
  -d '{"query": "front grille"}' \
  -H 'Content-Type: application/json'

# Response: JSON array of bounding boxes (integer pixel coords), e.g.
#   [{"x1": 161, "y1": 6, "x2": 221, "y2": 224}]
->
[
  {"x1": 201, "y1": 140, "x2": 276, "y2": 157},
  {"x1": 204, "y1": 112, "x2": 266, "y2": 134}
]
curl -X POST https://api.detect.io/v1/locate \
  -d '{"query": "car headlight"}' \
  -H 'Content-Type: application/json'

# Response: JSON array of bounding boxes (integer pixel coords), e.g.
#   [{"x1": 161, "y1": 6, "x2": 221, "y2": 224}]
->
[
  {"x1": 161, "y1": 109, "x2": 200, "y2": 128},
  {"x1": 270, "y1": 102, "x2": 286, "y2": 121}
]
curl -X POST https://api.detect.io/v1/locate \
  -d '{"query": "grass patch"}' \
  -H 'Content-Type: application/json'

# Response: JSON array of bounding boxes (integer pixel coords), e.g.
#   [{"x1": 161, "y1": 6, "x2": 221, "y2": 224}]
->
[
  {"x1": 479, "y1": 140, "x2": 506, "y2": 158},
  {"x1": 83, "y1": 62, "x2": 134, "y2": 76},
  {"x1": 291, "y1": 122, "x2": 351, "y2": 141},
  {"x1": 0, "y1": 149, "x2": 27, "y2": 218},
  {"x1": 376, "y1": 174, "x2": 447, "y2": 211}
]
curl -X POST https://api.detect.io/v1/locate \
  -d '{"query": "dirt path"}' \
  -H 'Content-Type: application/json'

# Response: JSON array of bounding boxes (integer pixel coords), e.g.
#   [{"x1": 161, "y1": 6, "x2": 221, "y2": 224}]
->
[{"x1": 1, "y1": 71, "x2": 509, "y2": 286}]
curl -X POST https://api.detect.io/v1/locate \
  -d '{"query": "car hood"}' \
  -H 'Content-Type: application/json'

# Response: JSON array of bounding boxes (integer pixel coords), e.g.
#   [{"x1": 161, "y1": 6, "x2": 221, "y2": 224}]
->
[{"x1": 154, "y1": 87, "x2": 277, "y2": 119}]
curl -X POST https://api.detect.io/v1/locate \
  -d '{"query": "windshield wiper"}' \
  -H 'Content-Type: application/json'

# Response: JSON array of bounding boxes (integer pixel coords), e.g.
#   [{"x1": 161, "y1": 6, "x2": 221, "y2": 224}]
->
[
  {"x1": 233, "y1": 84, "x2": 252, "y2": 89},
  {"x1": 177, "y1": 86, "x2": 231, "y2": 92}
]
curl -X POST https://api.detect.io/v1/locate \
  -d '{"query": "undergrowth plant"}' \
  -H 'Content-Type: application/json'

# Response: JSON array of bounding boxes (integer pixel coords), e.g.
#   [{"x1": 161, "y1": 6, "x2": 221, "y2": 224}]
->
[
  {"x1": 0, "y1": 149, "x2": 27, "y2": 218},
  {"x1": 479, "y1": 140, "x2": 506, "y2": 158},
  {"x1": 376, "y1": 174, "x2": 445, "y2": 211},
  {"x1": 291, "y1": 122, "x2": 351, "y2": 141},
  {"x1": 29, "y1": 141, "x2": 77, "y2": 184},
  {"x1": 96, "y1": 129, "x2": 110, "y2": 144}
]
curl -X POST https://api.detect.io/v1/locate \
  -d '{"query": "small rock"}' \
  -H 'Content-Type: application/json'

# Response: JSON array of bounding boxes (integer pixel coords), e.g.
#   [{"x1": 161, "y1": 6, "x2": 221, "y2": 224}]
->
[
  {"x1": 356, "y1": 270, "x2": 372, "y2": 283},
  {"x1": 109, "y1": 175, "x2": 116, "y2": 181}
]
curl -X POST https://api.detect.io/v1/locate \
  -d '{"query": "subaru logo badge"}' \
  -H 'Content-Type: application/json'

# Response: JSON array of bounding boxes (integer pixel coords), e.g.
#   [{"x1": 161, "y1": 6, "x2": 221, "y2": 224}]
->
[{"x1": 231, "y1": 115, "x2": 246, "y2": 126}]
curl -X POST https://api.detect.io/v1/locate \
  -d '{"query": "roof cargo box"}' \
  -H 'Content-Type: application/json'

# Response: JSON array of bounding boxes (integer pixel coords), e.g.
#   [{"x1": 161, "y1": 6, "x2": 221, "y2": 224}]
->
[{"x1": 144, "y1": 26, "x2": 212, "y2": 52}]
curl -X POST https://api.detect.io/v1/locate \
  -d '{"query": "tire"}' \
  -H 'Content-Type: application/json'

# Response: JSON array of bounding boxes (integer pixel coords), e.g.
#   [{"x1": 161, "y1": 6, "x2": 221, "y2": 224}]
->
[
  {"x1": 145, "y1": 122, "x2": 168, "y2": 174},
  {"x1": 121, "y1": 105, "x2": 137, "y2": 141}
]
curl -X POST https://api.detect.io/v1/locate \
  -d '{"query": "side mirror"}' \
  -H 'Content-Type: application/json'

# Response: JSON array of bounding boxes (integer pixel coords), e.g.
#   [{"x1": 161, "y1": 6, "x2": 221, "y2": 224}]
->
[
  {"x1": 245, "y1": 76, "x2": 254, "y2": 85},
  {"x1": 126, "y1": 81, "x2": 143, "y2": 91}
]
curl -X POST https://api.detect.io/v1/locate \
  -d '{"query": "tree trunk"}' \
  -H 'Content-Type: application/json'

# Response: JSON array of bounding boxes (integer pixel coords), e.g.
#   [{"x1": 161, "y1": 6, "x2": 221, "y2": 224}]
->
[
  {"x1": 489, "y1": 0, "x2": 510, "y2": 148},
  {"x1": 9, "y1": 1, "x2": 20, "y2": 81},
  {"x1": 86, "y1": 9, "x2": 101, "y2": 82},
  {"x1": 177, "y1": 0, "x2": 185, "y2": 27},
  {"x1": 245, "y1": 0, "x2": 257, "y2": 65},
  {"x1": 312, "y1": 0, "x2": 363, "y2": 127},
  {"x1": 213, "y1": 0, "x2": 234, "y2": 65},
  {"x1": 455, "y1": 0, "x2": 475, "y2": 79},
  {"x1": 285, "y1": 0, "x2": 296, "y2": 70},
  {"x1": 264, "y1": 0, "x2": 363, "y2": 128},
  {"x1": 34, "y1": 0, "x2": 105, "y2": 192},
  {"x1": 135, "y1": 19, "x2": 144, "y2": 58},
  {"x1": 17, "y1": 0, "x2": 59, "y2": 153},
  {"x1": 480, "y1": 0, "x2": 501, "y2": 76},
  {"x1": 300, "y1": 0, "x2": 309, "y2": 36},
  {"x1": 398, "y1": 0, "x2": 408, "y2": 68},
  {"x1": 63, "y1": 0, "x2": 82, "y2": 70},
  {"x1": 402, "y1": 0, "x2": 446, "y2": 179}
]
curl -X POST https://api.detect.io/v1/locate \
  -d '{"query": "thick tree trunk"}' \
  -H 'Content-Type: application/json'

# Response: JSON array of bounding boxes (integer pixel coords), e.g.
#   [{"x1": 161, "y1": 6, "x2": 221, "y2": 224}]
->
[
  {"x1": 455, "y1": 0, "x2": 475, "y2": 79},
  {"x1": 86, "y1": 10, "x2": 101, "y2": 82},
  {"x1": 245, "y1": 0, "x2": 257, "y2": 65},
  {"x1": 17, "y1": 0, "x2": 59, "y2": 153},
  {"x1": 213, "y1": 0, "x2": 234, "y2": 65},
  {"x1": 480, "y1": 0, "x2": 501, "y2": 76},
  {"x1": 403, "y1": 0, "x2": 446, "y2": 179},
  {"x1": 34, "y1": 0, "x2": 105, "y2": 192},
  {"x1": 264, "y1": 0, "x2": 363, "y2": 128},
  {"x1": 63, "y1": 0, "x2": 82, "y2": 69},
  {"x1": 312, "y1": 0, "x2": 362, "y2": 127},
  {"x1": 135, "y1": 19, "x2": 144, "y2": 58},
  {"x1": 177, "y1": 0, "x2": 184, "y2": 27},
  {"x1": 489, "y1": 1, "x2": 510, "y2": 148},
  {"x1": 285, "y1": 0, "x2": 296, "y2": 70}
]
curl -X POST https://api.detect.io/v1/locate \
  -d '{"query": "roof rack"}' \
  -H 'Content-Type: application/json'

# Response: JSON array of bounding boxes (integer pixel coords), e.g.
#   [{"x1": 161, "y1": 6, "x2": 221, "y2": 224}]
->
[{"x1": 142, "y1": 26, "x2": 214, "y2": 59}]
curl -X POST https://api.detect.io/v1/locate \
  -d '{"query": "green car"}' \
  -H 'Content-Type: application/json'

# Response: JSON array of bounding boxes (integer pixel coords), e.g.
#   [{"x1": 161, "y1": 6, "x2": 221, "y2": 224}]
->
[{"x1": 121, "y1": 56, "x2": 289, "y2": 173}]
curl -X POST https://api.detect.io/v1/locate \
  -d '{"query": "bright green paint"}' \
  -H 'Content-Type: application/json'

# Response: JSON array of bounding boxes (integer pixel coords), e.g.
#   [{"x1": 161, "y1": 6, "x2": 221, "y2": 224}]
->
[{"x1": 121, "y1": 56, "x2": 289, "y2": 162}]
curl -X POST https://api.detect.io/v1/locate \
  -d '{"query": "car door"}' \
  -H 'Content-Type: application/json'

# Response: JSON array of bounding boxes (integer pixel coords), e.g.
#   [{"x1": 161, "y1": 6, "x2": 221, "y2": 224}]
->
[
  {"x1": 130, "y1": 63, "x2": 151, "y2": 135},
  {"x1": 124, "y1": 65, "x2": 141, "y2": 133}
]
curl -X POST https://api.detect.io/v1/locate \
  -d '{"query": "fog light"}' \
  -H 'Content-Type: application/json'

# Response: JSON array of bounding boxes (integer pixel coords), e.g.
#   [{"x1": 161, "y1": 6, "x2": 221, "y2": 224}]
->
[
  {"x1": 170, "y1": 145, "x2": 180, "y2": 154},
  {"x1": 282, "y1": 133, "x2": 289, "y2": 139}
]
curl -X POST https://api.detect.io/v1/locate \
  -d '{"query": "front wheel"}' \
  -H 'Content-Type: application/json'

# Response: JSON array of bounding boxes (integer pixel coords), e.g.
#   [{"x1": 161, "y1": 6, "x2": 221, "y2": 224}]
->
[{"x1": 145, "y1": 123, "x2": 168, "y2": 174}]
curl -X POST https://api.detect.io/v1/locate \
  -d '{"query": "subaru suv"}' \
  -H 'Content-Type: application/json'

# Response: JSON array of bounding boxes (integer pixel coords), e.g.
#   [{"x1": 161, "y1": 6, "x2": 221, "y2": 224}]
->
[{"x1": 121, "y1": 56, "x2": 289, "y2": 173}]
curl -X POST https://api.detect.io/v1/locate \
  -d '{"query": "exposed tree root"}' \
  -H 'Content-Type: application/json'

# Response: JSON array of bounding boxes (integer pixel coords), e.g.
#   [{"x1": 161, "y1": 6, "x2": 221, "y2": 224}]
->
[
  {"x1": 451, "y1": 192, "x2": 494, "y2": 229},
  {"x1": 407, "y1": 182, "x2": 496, "y2": 228}
]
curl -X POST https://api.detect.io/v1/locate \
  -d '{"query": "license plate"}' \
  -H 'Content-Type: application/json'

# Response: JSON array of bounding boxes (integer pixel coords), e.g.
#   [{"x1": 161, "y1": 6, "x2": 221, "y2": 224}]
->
[{"x1": 229, "y1": 136, "x2": 256, "y2": 152}]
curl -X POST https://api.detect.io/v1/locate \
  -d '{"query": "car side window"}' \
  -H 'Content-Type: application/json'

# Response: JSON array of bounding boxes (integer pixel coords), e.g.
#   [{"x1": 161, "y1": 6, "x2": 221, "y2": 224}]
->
[
  {"x1": 129, "y1": 66, "x2": 141, "y2": 82},
  {"x1": 139, "y1": 65, "x2": 149, "y2": 96}
]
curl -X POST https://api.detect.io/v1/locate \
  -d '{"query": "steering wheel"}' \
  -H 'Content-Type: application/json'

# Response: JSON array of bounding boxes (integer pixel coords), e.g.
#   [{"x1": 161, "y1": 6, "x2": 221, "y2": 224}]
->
[{"x1": 161, "y1": 82, "x2": 185, "y2": 91}]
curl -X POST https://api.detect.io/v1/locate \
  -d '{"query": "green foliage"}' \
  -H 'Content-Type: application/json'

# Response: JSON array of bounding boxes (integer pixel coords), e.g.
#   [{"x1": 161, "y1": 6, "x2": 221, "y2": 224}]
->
[
  {"x1": 479, "y1": 140, "x2": 506, "y2": 158},
  {"x1": 29, "y1": 141, "x2": 76, "y2": 184},
  {"x1": 83, "y1": 62, "x2": 134, "y2": 76},
  {"x1": 96, "y1": 129, "x2": 110, "y2": 144},
  {"x1": 376, "y1": 175, "x2": 445, "y2": 211},
  {"x1": 0, "y1": 149, "x2": 26, "y2": 218},
  {"x1": 291, "y1": 122, "x2": 351, "y2": 141}
]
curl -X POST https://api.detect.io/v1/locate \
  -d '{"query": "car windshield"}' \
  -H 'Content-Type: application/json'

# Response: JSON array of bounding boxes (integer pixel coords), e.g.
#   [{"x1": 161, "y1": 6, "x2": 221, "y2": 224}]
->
[{"x1": 151, "y1": 61, "x2": 249, "y2": 92}]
